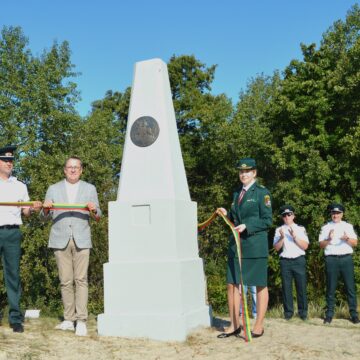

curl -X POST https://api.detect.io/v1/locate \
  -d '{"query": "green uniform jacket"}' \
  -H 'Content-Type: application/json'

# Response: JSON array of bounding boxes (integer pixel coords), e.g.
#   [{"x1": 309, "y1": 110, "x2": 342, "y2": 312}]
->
[{"x1": 228, "y1": 182, "x2": 272, "y2": 258}]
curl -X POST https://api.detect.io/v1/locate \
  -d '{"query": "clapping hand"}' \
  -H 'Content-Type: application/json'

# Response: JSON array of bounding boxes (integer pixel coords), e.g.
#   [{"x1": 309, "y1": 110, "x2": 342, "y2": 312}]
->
[
  {"x1": 340, "y1": 232, "x2": 349, "y2": 242},
  {"x1": 279, "y1": 227, "x2": 285, "y2": 239},
  {"x1": 289, "y1": 227, "x2": 296, "y2": 240}
]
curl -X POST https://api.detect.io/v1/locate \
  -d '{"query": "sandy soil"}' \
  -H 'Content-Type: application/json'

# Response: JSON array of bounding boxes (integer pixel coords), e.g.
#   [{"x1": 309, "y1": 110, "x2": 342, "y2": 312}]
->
[{"x1": 0, "y1": 316, "x2": 359, "y2": 360}]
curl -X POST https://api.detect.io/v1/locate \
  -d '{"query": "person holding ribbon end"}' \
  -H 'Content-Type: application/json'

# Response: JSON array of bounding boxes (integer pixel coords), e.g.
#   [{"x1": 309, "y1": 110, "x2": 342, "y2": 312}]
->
[
  {"x1": 0, "y1": 145, "x2": 42, "y2": 332},
  {"x1": 42, "y1": 156, "x2": 101, "y2": 336},
  {"x1": 217, "y1": 158, "x2": 272, "y2": 339}
]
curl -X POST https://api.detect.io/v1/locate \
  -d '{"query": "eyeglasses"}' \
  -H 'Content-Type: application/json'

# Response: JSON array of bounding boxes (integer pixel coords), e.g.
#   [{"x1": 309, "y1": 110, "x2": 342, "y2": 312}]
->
[
  {"x1": 282, "y1": 213, "x2": 293, "y2": 217},
  {"x1": 65, "y1": 166, "x2": 81, "y2": 170}
]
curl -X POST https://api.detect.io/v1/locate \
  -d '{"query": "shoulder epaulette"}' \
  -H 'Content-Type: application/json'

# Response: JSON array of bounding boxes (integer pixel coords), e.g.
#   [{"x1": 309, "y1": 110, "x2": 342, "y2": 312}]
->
[
  {"x1": 255, "y1": 183, "x2": 265, "y2": 188},
  {"x1": 256, "y1": 183, "x2": 267, "y2": 190}
]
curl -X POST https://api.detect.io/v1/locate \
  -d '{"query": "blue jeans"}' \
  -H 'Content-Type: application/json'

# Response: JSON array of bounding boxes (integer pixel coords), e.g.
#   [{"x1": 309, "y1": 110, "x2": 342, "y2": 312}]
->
[{"x1": 240, "y1": 285, "x2": 257, "y2": 318}]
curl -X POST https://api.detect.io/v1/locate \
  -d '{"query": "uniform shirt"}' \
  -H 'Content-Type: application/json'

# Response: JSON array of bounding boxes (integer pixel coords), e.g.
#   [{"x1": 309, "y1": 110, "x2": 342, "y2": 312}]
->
[
  {"x1": 273, "y1": 223, "x2": 309, "y2": 258},
  {"x1": 318, "y1": 220, "x2": 357, "y2": 256},
  {"x1": 0, "y1": 176, "x2": 29, "y2": 226},
  {"x1": 242, "y1": 179, "x2": 256, "y2": 193}
]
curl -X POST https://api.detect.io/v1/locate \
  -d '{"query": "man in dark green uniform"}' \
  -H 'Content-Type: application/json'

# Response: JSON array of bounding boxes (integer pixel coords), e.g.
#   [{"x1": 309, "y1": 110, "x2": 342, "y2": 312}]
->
[
  {"x1": 0, "y1": 145, "x2": 42, "y2": 332},
  {"x1": 319, "y1": 203, "x2": 359, "y2": 324},
  {"x1": 273, "y1": 205, "x2": 309, "y2": 320}
]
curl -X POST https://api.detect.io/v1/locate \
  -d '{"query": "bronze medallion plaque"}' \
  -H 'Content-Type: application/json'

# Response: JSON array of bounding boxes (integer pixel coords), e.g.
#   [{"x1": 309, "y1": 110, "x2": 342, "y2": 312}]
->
[{"x1": 130, "y1": 116, "x2": 160, "y2": 147}]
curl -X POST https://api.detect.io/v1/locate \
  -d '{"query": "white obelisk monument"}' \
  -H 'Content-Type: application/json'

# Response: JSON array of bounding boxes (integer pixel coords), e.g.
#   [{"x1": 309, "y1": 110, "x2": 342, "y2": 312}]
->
[{"x1": 97, "y1": 58, "x2": 211, "y2": 341}]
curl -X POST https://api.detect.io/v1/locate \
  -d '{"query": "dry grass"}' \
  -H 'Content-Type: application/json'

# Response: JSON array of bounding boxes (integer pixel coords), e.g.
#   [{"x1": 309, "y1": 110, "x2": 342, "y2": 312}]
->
[
  {"x1": 0, "y1": 315, "x2": 359, "y2": 360},
  {"x1": 266, "y1": 300, "x2": 358, "y2": 320}
]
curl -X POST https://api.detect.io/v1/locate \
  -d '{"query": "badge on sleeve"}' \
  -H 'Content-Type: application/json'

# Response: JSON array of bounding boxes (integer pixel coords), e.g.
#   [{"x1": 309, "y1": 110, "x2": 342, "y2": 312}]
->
[{"x1": 264, "y1": 195, "x2": 271, "y2": 207}]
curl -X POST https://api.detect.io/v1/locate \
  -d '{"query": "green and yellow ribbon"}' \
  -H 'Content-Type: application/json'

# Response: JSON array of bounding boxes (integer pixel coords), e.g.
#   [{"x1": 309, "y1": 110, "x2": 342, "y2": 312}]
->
[
  {"x1": 0, "y1": 201, "x2": 100, "y2": 221},
  {"x1": 0, "y1": 201, "x2": 89, "y2": 210},
  {"x1": 198, "y1": 211, "x2": 252, "y2": 342}
]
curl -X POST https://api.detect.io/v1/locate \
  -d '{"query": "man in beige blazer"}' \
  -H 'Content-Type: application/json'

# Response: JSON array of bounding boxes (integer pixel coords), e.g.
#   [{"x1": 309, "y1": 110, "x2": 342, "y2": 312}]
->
[{"x1": 42, "y1": 156, "x2": 101, "y2": 336}]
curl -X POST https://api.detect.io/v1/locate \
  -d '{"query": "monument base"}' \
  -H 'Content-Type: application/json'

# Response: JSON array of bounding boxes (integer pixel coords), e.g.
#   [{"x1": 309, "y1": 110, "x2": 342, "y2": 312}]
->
[
  {"x1": 98, "y1": 306, "x2": 211, "y2": 341},
  {"x1": 97, "y1": 258, "x2": 212, "y2": 341}
]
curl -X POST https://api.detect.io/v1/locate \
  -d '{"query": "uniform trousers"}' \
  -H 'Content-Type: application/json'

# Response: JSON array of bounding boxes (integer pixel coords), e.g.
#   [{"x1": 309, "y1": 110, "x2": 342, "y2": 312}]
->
[
  {"x1": 54, "y1": 238, "x2": 89, "y2": 322},
  {"x1": 325, "y1": 254, "x2": 358, "y2": 318},
  {"x1": 0, "y1": 227, "x2": 23, "y2": 324},
  {"x1": 280, "y1": 255, "x2": 307, "y2": 319}
]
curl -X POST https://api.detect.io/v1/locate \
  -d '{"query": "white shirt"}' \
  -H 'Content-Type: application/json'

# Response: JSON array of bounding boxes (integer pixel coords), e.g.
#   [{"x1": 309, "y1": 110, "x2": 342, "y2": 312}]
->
[
  {"x1": 318, "y1": 220, "x2": 357, "y2": 256},
  {"x1": 242, "y1": 180, "x2": 256, "y2": 192},
  {"x1": 0, "y1": 176, "x2": 29, "y2": 226},
  {"x1": 64, "y1": 180, "x2": 80, "y2": 239},
  {"x1": 65, "y1": 180, "x2": 79, "y2": 203},
  {"x1": 273, "y1": 223, "x2": 309, "y2": 258}
]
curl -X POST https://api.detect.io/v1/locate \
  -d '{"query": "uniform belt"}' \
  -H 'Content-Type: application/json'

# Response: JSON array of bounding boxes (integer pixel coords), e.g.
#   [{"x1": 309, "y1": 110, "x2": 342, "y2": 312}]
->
[
  {"x1": 326, "y1": 254, "x2": 351, "y2": 258},
  {"x1": 280, "y1": 255, "x2": 305, "y2": 260},
  {"x1": 0, "y1": 225, "x2": 20, "y2": 230}
]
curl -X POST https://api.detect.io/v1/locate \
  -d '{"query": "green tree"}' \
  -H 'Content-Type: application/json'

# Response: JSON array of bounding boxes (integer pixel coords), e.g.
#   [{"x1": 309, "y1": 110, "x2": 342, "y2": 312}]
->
[
  {"x1": 0, "y1": 26, "x2": 80, "y2": 312},
  {"x1": 265, "y1": 4, "x2": 360, "y2": 304},
  {"x1": 2, "y1": 3, "x2": 360, "y2": 316}
]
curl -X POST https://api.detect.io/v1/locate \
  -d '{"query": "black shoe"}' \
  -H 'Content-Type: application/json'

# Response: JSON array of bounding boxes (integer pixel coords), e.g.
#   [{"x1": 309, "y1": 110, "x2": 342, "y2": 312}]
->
[
  {"x1": 284, "y1": 315, "x2": 292, "y2": 321},
  {"x1": 323, "y1": 317, "x2": 332, "y2": 324},
  {"x1": 351, "y1": 316, "x2": 360, "y2": 324},
  {"x1": 217, "y1": 327, "x2": 241, "y2": 338},
  {"x1": 300, "y1": 316, "x2": 307, "y2": 321},
  {"x1": 10, "y1": 323, "x2": 24, "y2": 333},
  {"x1": 251, "y1": 330, "x2": 264, "y2": 338}
]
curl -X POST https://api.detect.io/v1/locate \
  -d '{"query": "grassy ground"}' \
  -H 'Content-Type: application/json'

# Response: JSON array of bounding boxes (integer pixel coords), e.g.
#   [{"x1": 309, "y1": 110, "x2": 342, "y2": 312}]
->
[
  {"x1": 1, "y1": 314, "x2": 360, "y2": 360},
  {"x1": 266, "y1": 301, "x2": 355, "y2": 319},
  {"x1": 0, "y1": 301, "x2": 359, "y2": 360}
]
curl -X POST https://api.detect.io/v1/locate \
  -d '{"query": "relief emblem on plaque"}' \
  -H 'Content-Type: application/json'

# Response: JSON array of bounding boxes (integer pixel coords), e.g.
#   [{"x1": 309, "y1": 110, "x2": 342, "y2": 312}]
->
[{"x1": 130, "y1": 116, "x2": 160, "y2": 147}]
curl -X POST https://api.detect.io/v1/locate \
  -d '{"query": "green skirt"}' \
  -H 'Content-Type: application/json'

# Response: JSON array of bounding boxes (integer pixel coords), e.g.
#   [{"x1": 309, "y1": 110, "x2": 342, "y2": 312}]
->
[{"x1": 226, "y1": 257, "x2": 268, "y2": 287}]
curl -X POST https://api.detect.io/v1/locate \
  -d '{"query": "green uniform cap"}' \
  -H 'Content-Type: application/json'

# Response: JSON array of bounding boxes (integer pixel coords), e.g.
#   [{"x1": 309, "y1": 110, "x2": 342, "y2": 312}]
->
[
  {"x1": 280, "y1": 204, "x2": 295, "y2": 215},
  {"x1": 328, "y1": 203, "x2": 344, "y2": 213},
  {"x1": 236, "y1": 158, "x2": 256, "y2": 170},
  {"x1": 0, "y1": 145, "x2": 17, "y2": 161}
]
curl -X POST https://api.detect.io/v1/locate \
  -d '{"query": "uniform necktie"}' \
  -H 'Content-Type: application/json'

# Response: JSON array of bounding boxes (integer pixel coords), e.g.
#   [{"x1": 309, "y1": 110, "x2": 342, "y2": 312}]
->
[{"x1": 238, "y1": 188, "x2": 246, "y2": 204}]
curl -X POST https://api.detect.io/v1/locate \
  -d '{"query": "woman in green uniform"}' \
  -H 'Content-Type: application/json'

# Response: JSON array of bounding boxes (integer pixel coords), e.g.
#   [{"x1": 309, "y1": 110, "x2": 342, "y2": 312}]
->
[{"x1": 217, "y1": 158, "x2": 272, "y2": 338}]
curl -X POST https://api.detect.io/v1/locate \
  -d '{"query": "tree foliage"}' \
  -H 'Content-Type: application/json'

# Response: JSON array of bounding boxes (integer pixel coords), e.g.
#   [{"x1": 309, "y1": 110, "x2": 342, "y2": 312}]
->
[
  {"x1": 0, "y1": 26, "x2": 81, "y2": 312},
  {"x1": 1, "y1": 4, "x2": 360, "y2": 315}
]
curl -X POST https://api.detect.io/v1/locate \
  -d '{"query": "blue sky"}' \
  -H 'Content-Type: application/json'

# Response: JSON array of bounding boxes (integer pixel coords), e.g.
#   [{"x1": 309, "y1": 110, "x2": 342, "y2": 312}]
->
[{"x1": 1, "y1": 0, "x2": 358, "y2": 116}]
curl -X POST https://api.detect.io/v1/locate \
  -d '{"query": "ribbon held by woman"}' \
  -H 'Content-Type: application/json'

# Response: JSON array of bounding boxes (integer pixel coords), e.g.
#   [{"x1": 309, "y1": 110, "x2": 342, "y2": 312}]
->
[{"x1": 198, "y1": 210, "x2": 252, "y2": 342}]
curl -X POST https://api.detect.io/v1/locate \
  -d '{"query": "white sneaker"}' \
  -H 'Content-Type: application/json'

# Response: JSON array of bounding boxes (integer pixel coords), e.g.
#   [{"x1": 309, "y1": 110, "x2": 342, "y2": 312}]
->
[
  {"x1": 75, "y1": 321, "x2": 87, "y2": 336},
  {"x1": 55, "y1": 320, "x2": 75, "y2": 331}
]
